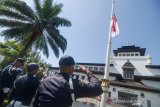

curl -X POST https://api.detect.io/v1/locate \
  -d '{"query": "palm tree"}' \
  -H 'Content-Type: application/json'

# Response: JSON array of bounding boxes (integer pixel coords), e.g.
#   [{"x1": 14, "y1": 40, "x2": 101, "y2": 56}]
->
[{"x1": 0, "y1": 0, "x2": 71, "y2": 58}]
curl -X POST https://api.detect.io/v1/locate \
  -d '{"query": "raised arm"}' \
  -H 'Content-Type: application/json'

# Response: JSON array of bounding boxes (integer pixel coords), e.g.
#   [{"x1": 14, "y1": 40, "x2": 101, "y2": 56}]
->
[{"x1": 73, "y1": 66, "x2": 103, "y2": 99}]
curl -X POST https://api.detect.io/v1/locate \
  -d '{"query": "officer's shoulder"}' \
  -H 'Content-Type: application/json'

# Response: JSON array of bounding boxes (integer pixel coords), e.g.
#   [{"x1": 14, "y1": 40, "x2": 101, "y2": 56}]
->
[
  {"x1": 48, "y1": 75, "x2": 63, "y2": 81},
  {"x1": 16, "y1": 75, "x2": 26, "y2": 80},
  {"x1": 16, "y1": 68, "x2": 23, "y2": 71},
  {"x1": 2, "y1": 65, "x2": 11, "y2": 70},
  {"x1": 42, "y1": 75, "x2": 66, "y2": 84}
]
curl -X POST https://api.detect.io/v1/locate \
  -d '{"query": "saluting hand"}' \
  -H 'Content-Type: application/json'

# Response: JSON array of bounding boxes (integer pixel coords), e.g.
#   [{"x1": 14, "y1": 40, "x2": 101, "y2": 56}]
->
[{"x1": 79, "y1": 65, "x2": 92, "y2": 75}]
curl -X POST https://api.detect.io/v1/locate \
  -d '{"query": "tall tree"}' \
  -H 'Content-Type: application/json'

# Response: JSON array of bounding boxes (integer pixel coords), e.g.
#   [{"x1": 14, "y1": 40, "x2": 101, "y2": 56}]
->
[{"x1": 0, "y1": 0, "x2": 71, "y2": 58}]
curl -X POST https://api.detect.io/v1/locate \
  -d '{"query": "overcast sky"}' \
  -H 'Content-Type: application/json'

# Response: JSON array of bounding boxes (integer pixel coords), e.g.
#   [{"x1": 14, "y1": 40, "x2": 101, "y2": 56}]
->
[{"x1": 9, "y1": 0, "x2": 160, "y2": 66}]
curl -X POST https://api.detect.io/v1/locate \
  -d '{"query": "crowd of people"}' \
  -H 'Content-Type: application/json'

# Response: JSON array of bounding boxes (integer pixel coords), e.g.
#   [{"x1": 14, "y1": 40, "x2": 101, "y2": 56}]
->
[{"x1": 0, "y1": 55, "x2": 103, "y2": 107}]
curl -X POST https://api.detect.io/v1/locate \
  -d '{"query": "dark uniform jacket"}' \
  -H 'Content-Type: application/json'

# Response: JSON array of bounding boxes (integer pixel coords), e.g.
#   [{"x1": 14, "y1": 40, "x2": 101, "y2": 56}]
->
[
  {"x1": 12, "y1": 74, "x2": 40, "y2": 106},
  {"x1": 0, "y1": 65, "x2": 23, "y2": 89},
  {"x1": 33, "y1": 71, "x2": 102, "y2": 107}
]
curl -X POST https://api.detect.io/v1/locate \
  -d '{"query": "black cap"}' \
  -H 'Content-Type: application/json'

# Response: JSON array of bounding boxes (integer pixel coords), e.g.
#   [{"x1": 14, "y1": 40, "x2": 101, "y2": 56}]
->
[
  {"x1": 27, "y1": 63, "x2": 39, "y2": 72},
  {"x1": 15, "y1": 58, "x2": 24, "y2": 65},
  {"x1": 59, "y1": 55, "x2": 75, "y2": 66}
]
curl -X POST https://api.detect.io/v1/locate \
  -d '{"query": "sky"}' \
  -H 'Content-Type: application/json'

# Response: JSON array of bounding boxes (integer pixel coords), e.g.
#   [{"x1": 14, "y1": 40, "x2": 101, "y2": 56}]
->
[{"x1": 1, "y1": 0, "x2": 160, "y2": 67}]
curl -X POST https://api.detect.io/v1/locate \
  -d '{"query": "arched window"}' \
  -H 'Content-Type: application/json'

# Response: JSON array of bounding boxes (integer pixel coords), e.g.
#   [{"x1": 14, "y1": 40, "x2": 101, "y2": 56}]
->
[{"x1": 122, "y1": 60, "x2": 135, "y2": 80}]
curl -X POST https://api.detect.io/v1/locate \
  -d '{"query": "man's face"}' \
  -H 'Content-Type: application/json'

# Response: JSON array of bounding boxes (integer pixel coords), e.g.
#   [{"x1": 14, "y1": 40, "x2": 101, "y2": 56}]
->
[{"x1": 68, "y1": 65, "x2": 74, "y2": 75}]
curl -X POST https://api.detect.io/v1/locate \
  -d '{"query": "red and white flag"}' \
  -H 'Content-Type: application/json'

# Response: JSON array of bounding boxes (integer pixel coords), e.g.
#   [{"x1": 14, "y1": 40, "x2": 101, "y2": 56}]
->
[{"x1": 110, "y1": 14, "x2": 120, "y2": 37}]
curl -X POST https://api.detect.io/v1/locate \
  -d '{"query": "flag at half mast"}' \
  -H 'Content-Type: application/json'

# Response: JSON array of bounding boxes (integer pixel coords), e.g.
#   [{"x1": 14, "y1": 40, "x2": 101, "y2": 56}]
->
[{"x1": 111, "y1": 14, "x2": 120, "y2": 37}]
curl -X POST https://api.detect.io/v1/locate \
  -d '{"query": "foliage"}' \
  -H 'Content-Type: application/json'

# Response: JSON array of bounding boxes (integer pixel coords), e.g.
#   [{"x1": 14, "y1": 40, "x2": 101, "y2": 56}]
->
[
  {"x1": 0, "y1": 40, "x2": 24, "y2": 68},
  {"x1": 0, "y1": 40, "x2": 51, "y2": 69}
]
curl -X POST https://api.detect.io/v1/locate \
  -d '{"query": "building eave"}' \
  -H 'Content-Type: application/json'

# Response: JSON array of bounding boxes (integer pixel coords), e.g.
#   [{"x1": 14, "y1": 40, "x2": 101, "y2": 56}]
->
[
  {"x1": 110, "y1": 80, "x2": 160, "y2": 93},
  {"x1": 145, "y1": 65, "x2": 160, "y2": 69},
  {"x1": 76, "y1": 62, "x2": 114, "y2": 66}
]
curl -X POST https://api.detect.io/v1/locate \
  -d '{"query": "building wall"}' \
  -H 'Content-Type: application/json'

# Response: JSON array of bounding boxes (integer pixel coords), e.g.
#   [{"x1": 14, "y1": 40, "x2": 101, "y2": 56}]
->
[
  {"x1": 141, "y1": 80, "x2": 160, "y2": 89},
  {"x1": 146, "y1": 68, "x2": 160, "y2": 76},
  {"x1": 111, "y1": 56, "x2": 160, "y2": 77},
  {"x1": 108, "y1": 85, "x2": 160, "y2": 107}
]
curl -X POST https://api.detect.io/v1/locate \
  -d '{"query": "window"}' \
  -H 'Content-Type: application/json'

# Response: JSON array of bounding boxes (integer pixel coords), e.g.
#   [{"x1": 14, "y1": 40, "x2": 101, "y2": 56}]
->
[
  {"x1": 93, "y1": 67, "x2": 98, "y2": 71},
  {"x1": 108, "y1": 92, "x2": 111, "y2": 97},
  {"x1": 123, "y1": 70, "x2": 134, "y2": 79},
  {"x1": 123, "y1": 54, "x2": 125, "y2": 56},
  {"x1": 88, "y1": 66, "x2": 93, "y2": 70},
  {"x1": 74, "y1": 65, "x2": 79, "y2": 69},
  {"x1": 99, "y1": 67, "x2": 104, "y2": 71},
  {"x1": 113, "y1": 88, "x2": 116, "y2": 92},
  {"x1": 135, "y1": 53, "x2": 138, "y2": 56},
  {"x1": 140, "y1": 93, "x2": 145, "y2": 98},
  {"x1": 122, "y1": 61, "x2": 135, "y2": 80},
  {"x1": 119, "y1": 54, "x2": 122, "y2": 56},
  {"x1": 131, "y1": 54, "x2": 134, "y2": 56},
  {"x1": 127, "y1": 54, "x2": 130, "y2": 56},
  {"x1": 147, "y1": 100, "x2": 151, "y2": 107}
]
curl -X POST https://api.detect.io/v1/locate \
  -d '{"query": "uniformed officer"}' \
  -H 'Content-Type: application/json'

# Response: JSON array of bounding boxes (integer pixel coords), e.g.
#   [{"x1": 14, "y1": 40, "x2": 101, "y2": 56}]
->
[
  {"x1": 0, "y1": 58, "x2": 24, "y2": 106},
  {"x1": 33, "y1": 55, "x2": 103, "y2": 107},
  {"x1": 7, "y1": 63, "x2": 40, "y2": 107}
]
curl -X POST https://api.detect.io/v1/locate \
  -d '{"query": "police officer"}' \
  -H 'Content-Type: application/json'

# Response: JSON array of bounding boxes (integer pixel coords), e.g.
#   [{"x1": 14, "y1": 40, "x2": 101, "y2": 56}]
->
[
  {"x1": 33, "y1": 55, "x2": 103, "y2": 107},
  {"x1": 7, "y1": 63, "x2": 40, "y2": 107},
  {"x1": 0, "y1": 58, "x2": 24, "y2": 106}
]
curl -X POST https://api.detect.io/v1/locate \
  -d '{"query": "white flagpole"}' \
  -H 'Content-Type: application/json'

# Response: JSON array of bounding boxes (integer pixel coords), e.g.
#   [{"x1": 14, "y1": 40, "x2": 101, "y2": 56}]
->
[{"x1": 100, "y1": 0, "x2": 115, "y2": 107}]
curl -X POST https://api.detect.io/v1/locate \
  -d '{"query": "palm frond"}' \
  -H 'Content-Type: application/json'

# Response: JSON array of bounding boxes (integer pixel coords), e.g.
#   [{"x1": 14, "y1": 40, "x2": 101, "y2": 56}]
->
[
  {"x1": 3, "y1": 0, "x2": 37, "y2": 21},
  {"x1": 33, "y1": 0, "x2": 42, "y2": 19},
  {"x1": 0, "y1": 18, "x2": 29, "y2": 27},
  {"x1": 42, "y1": 39, "x2": 49, "y2": 58},
  {"x1": 55, "y1": 34, "x2": 67, "y2": 53},
  {"x1": 42, "y1": 0, "x2": 53, "y2": 19},
  {"x1": 34, "y1": 34, "x2": 45, "y2": 50},
  {"x1": 2, "y1": 28, "x2": 24, "y2": 38},
  {"x1": 49, "y1": 3, "x2": 63, "y2": 17},
  {"x1": 52, "y1": 17, "x2": 71, "y2": 27},
  {"x1": 47, "y1": 36, "x2": 59, "y2": 58},
  {"x1": 34, "y1": 34, "x2": 49, "y2": 57},
  {"x1": 1, "y1": 25, "x2": 32, "y2": 40},
  {"x1": 46, "y1": 28, "x2": 67, "y2": 53},
  {"x1": 0, "y1": 8, "x2": 32, "y2": 21}
]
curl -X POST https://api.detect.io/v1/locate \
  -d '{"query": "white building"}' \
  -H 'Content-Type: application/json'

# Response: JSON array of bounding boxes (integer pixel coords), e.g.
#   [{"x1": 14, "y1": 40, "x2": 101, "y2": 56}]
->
[{"x1": 48, "y1": 45, "x2": 160, "y2": 107}]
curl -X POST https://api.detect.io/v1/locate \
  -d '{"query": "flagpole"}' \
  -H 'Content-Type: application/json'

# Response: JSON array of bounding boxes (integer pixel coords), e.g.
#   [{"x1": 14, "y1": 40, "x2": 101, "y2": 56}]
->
[{"x1": 100, "y1": 0, "x2": 115, "y2": 107}]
